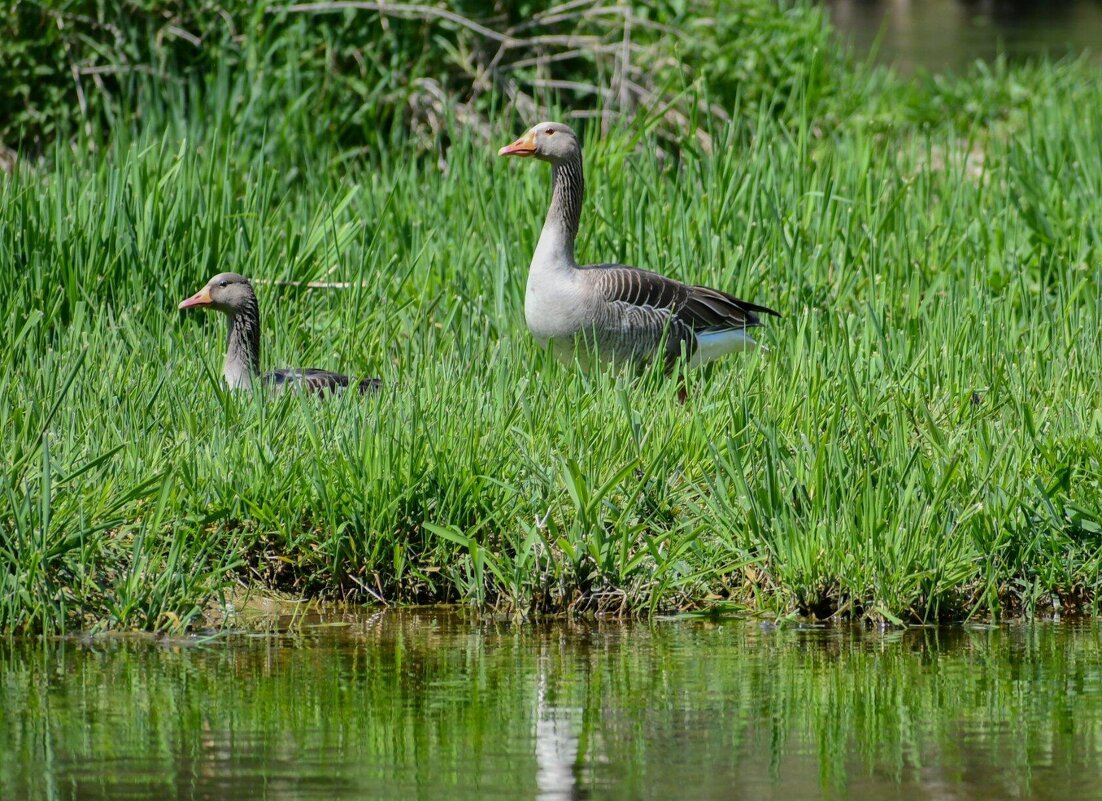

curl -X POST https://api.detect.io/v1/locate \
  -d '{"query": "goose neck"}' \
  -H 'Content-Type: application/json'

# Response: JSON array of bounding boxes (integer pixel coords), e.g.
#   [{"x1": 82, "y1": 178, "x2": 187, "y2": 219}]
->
[
  {"x1": 224, "y1": 299, "x2": 260, "y2": 390},
  {"x1": 535, "y1": 153, "x2": 584, "y2": 268}
]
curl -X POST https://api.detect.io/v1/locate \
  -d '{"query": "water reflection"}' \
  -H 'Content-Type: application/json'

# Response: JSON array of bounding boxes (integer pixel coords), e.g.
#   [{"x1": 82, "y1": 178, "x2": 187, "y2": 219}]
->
[
  {"x1": 535, "y1": 646, "x2": 585, "y2": 801},
  {"x1": 1, "y1": 614, "x2": 1101, "y2": 800},
  {"x1": 822, "y1": 0, "x2": 1102, "y2": 72}
]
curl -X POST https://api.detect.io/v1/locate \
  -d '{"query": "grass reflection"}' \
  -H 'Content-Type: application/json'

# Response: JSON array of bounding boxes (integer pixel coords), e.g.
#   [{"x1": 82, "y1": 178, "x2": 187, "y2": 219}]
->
[{"x1": 1, "y1": 614, "x2": 1100, "y2": 799}]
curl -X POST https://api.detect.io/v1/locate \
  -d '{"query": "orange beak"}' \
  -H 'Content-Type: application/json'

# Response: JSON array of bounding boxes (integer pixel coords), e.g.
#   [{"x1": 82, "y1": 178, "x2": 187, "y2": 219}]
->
[
  {"x1": 178, "y1": 286, "x2": 213, "y2": 310},
  {"x1": 498, "y1": 132, "x2": 537, "y2": 158}
]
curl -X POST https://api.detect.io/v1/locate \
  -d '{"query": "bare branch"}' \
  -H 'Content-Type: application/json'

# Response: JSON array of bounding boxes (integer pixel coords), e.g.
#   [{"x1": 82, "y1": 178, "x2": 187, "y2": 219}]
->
[
  {"x1": 275, "y1": 2, "x2": 519, "y2": 44},
  {"x1": 528, "y1": 0, "x2": 600, "y2": 26},
  {"x1": 527, "y1": 78, "x2": 614, "y2": 99},
  {"x1": 252, "y1": 279, "x2": 373, "y2": 289},
  {"x1": 502, "y1": 33, "x2": 604, "y2": 49},
  {"x1": 165, "y1": 25, "x2": 202, "y2": 47},
  {"x1": 272, "y1": 0, "x2": 716, "y2": 151},
  {"x1": 275, "y1": 3, "x2": 602, "y2": 49},
  {"x1": 507, "y1": 44, "x2": 633, "y2": 71},
  {"x1": 616, "y1": 2, "x2": 632, "y2": 117},
  {"x1": 77, "y1": 64, "x2": 166, "y2": 78}
]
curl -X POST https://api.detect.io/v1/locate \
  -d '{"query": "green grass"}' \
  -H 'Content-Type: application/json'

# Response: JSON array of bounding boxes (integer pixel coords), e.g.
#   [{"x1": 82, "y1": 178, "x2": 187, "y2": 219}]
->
[
  {"x1": 2, "y1": 58, "x2": 1102, "y2": 632},
  {"x1": 1, "y1": 0, "x2": 852, "y2": 157}
]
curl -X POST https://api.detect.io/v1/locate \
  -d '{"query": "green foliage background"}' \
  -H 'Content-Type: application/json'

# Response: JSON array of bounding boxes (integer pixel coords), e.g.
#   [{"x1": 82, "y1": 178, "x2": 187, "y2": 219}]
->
[
  {"x1": 2, "y1": 1, "x2": 1102, "y2": 633},
  {"x1": 2, "y1": 1, "x2": 853, "y2": 156}
]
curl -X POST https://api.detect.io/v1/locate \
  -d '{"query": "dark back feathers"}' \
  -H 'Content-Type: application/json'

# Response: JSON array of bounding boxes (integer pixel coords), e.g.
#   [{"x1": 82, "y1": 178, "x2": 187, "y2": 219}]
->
[
  {"x1": 585, "y1": 263, "x2": 779, "y2": 332},
  {"x1": 262, "y1": 368, "x2": 382, "y2": 395}
]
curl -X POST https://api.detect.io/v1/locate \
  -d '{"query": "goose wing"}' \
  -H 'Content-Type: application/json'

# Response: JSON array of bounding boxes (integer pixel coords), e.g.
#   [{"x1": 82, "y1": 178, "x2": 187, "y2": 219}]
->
[
  {"x1": 585, "y1": 263, "x2": 779, "y2": 331},
  {"x1": 263, "y1": 368, "x2": 381, "y2": 394}
]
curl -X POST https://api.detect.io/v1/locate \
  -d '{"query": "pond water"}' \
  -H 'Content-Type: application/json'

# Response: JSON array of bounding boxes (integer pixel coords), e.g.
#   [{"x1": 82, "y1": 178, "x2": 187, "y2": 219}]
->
[
  {"x1": 821, "y1": 0, "x2": 1102, "y2": 73},
  {"x1": 3, "y1": 610, "x2": 1102, "y2": 800}
]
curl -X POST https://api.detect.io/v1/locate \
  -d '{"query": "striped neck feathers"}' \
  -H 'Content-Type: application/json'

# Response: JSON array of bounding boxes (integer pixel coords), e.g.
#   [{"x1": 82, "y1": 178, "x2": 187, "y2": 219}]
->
[
  {"x1": 535, "y1": 152, "x2": 584, "y2": 268},
  {"x1": 224, "y1": 296, "x2": 261, "y2": 390}
]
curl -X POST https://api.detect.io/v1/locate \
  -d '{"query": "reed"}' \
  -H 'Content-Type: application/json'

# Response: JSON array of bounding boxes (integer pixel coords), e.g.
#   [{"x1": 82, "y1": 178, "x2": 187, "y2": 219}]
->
[{"x1": 1, "y1": 51, "x2": 1101, "y2": 632}]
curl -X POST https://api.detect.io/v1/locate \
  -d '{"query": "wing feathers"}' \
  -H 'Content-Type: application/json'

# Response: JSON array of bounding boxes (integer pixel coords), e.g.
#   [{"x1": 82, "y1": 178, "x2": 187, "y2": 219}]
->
[
  {"x1": 587, "y1": 263, "x2": 777, "y2": 333},
  {"x1": 263, "y1": 368, "x2": 381, "y2": 395}
]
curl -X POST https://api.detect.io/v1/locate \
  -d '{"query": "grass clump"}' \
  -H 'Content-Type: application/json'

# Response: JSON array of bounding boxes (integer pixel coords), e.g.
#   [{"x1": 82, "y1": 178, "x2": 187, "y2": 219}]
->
[
  {"x1": 2, "y1": 60, "x2": 1102, "y2": 632},
  {"x1": 2, "y1": 2, "x2": 1102, "y2": 632}
]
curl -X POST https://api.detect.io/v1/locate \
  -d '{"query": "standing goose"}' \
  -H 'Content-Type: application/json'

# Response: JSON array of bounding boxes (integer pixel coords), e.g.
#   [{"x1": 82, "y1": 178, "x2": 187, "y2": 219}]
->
[
  {"x1": 178, "y1": 272, "x2": 381, "y2": 394},
  {"x1": 499, "y1": 122, "x2": 778, "y2": 370}
]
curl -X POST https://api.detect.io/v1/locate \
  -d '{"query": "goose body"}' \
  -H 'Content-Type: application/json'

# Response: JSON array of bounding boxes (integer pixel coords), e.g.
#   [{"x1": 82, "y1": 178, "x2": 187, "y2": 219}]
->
[
  {"x1": 178, "y1": 273, "x2": 381, "y2": 394},
  {"x1": 500, "y1": 122, "x2": 778, "y2": 370}
]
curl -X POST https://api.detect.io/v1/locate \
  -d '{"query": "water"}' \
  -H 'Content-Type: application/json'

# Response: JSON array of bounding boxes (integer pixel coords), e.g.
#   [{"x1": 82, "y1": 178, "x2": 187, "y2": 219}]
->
[
  {"x1": 3, "y1": 610, "x2": 1102, "y2": 800},
  {"x1": 822, "y1": 0, "x2": 1102, "y2": 73}
]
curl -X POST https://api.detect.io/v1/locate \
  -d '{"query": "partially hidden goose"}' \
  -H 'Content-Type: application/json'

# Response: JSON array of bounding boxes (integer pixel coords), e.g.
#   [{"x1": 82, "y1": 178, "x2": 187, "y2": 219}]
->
[
  {"x1": 499, "y1": 122, "x2": 779, "y2": 370},
  {"x1": 178, "y1": 272, "x2": 381, "y2": 394}
]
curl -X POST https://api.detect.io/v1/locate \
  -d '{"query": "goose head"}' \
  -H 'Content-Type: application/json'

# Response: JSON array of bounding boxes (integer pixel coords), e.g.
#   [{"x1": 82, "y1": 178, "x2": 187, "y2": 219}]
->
[
  {"x1": 498, "y1": 122, "x2": 579, "y2": 164},
  {"x1": 178, "y1": 272, "x2": 256, "y2": 315}
]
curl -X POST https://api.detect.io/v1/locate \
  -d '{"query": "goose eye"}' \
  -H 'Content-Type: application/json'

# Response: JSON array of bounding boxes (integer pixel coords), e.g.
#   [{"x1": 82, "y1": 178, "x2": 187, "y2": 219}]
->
[
  {"x1": 218, "y1": 281, "x2": 228, "y2": 288},
  {"x1": 545, "y1": 130, "x2": 555, "y2": 137}
]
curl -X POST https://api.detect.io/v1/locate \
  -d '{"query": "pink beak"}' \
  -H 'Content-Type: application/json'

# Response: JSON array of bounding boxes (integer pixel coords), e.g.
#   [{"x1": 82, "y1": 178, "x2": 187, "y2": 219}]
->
[
  {"x1": 498, "y1": 134, "x2": 537, "y2": 157},
  {"x1": 178, "y1": 286, "x2": 213, "y2": 310}
]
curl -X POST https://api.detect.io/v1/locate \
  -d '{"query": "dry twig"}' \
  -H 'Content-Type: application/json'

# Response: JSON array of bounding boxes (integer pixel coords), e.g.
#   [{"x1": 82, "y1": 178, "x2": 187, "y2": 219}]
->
[{"x1": 272, "y1": 0, "x2": 713, "y2": 146}]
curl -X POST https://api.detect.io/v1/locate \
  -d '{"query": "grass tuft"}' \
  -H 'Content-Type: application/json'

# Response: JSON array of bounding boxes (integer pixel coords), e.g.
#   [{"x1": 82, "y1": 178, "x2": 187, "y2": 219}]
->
[{"x1": 3, "y1": 56, "x2": 1102, "y2": 631}]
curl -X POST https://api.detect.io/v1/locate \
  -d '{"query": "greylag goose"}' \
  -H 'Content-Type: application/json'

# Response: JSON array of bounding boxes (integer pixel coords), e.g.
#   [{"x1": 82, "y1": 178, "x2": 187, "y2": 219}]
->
[
  {"x1": 178, "y1": 272, "x2": 381, "y2": 394},
  {"x1": 499, "y1": 122, "x2": 778, "y2": 370}
]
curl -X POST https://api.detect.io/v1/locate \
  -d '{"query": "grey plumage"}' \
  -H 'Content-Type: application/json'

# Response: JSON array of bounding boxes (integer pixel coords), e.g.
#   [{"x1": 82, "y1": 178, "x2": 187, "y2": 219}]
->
[
  {"x1": 499, "y1": 121, "x2": 778, "y2": 370},
  {"x1": 584, "y1": 264, "x2": 779, "y2": 369},
  {"x1": 178, "y1": 272, "x2": 380, "y2": 394}
]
